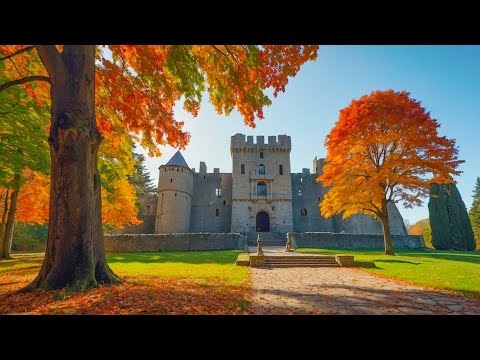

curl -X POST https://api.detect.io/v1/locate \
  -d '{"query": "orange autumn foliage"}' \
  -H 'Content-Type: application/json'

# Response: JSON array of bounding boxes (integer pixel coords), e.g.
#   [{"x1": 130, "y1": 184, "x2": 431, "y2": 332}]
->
[
  {"x1": 12, "y1": 169, "x2": 140, "y2": 229},
  {"x1": 16, "y1": 170, "x2": 49, "y2": 224},
  {"x1": 1, "y1": 45, "x2": 318, "y2": 156},
  {"x1": 101, "y1": 177, "x2": 142, "y2": 229},
  {"x1": 319, "y1": 89, "x2": 463, "y2": 221}
]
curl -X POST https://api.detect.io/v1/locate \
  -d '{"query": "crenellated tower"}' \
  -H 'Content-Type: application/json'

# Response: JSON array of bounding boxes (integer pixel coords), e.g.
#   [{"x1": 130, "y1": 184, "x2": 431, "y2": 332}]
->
[{"x1": 230, "y1": 134, "x2": 293, "y2": 235}]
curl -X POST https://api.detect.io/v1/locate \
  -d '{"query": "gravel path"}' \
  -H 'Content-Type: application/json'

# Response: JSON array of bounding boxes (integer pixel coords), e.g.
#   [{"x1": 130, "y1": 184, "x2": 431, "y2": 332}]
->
[{"x1": 250, "y1": 266, "x2": 480, "y2": 315}]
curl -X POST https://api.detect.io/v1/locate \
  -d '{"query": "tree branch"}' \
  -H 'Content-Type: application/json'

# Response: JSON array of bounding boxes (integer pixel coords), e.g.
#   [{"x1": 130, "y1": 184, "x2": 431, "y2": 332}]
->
[
  {"x1": 0, "y1": 46, "x2": 34, "y2": 61},
  {"x1": 211, "y1": 45, "x2": 228, "y2": 58},
  {"x1": 35, "y1": 45, "x2": 64, "y2": 79},
  {"x1": 0, "y1": 76, "x2": 50, "y2": 93}
]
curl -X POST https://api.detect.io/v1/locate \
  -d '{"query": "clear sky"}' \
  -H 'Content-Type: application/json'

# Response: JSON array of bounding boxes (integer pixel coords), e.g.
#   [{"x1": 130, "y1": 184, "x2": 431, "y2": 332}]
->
[{"x1": 138, "y1": 45, "x2": 480, "y2": 226}]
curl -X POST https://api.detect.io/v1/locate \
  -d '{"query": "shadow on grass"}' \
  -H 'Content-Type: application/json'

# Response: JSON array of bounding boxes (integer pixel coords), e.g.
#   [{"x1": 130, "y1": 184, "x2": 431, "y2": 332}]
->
[
  {"x1": 374, "y1": 259, "x2": 421, "y2": 265},
  {"x1": 354, "y1": 261, "x2": 378, "y2": 268},
  {"x1": 106, "y1": 250, "x2": 240, "y2": 265},
  {"x1": 404, "y1": 251, "x2": 480, "y2": 265}
]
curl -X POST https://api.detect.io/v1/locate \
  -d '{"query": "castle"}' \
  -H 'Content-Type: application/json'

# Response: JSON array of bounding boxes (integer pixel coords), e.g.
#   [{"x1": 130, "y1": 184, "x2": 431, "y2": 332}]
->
[{"x1": 128, "y1": 134, "x2": 407, "y2": 238}]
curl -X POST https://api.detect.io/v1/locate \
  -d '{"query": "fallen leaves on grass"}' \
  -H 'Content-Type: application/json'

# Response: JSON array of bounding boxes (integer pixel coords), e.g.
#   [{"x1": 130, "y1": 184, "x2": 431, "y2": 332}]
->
[{"x1": 0, "y1": 256, "x2": 251, "y2": 315}]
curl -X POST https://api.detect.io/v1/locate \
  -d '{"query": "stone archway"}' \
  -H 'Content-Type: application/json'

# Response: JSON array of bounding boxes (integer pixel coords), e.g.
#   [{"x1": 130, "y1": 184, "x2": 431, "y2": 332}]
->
[{"x1": 256, "y1": 211, "x2": 270, "y2": 232}]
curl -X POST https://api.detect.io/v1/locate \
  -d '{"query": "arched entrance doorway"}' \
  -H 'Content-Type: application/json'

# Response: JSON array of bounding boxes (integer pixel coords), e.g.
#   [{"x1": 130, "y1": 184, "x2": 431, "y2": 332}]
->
[{"x1": 256, "y1": 211, "x2": 270, "y2": 232}]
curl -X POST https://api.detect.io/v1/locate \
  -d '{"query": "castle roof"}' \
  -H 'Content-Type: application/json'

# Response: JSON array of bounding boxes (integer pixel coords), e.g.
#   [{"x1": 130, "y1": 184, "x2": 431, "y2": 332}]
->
[{"x1": 165, "y1": 150, "x2": 189, "y2": 168}]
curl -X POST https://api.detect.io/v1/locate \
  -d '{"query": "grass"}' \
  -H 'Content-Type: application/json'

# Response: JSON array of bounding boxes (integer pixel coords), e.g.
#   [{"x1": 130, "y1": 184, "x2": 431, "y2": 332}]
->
[
  {"x1": 0, "y1": 250, "x2": 251, "y2": 315},
  {"x1": 298, "y1": 248, "x2": 480, "y2": 298},
  {"x1": 235, "y1": 252, "x2": 250, "y2": 266}
]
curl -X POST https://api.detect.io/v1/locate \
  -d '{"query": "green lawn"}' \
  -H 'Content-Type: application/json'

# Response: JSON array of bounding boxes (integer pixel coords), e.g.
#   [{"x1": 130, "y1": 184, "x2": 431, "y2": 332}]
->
[
  {"x1": 107, "y1": 250, "x2": 249, "y2": 286},
  {"x1": 298, "y1": 248, "x2": 480, "y2": 298}
]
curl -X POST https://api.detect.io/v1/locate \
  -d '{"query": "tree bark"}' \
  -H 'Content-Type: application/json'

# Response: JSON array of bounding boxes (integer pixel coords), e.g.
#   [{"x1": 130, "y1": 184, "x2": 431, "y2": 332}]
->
[
  {"x1": 0, "y1": 190, "x2": 9, "y2": 259},
  {"x1": 23, "y1": 45, "x2": 121, "y2": 292},
  {"x1": 380, "y1": 199, "x2": 395, "y2": 255},
  {"x1": 2, "y1": 175, "x2": 20, "y2": 259}
]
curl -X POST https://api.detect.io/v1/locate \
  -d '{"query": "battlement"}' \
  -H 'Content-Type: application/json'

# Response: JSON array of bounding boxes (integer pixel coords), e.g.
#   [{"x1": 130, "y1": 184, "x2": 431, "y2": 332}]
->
[
  {"x1": 192, "y1": 161, "x2": 223, "y2": 175},
  {"x1": 230, "y1": 133, "x2": 291, "y2": 152},
  {"x1": 292, "y1": 157, "x2": 326, "y2": 176}
]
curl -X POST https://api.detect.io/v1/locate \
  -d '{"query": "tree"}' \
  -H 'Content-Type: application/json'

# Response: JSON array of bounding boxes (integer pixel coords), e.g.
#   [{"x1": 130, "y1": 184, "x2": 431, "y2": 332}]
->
[
  {"x1": 470, "y1": 177, "x2": 480, "y2": 243},
  {"x1": 429, "y1": 182, "x2": 476, "y2": 251},
  {"x1": 0, "y1": 45, "x2": 318, "y2": 290},
  {"x1": 128, "y1": 153, "x2": 157, "y2": 196},
  {"x1": 0, "y1": 62, "x2": 139, "y2": 259},
  {"x1": 0, "y1": 68, "x2": 50, "y2": 259},
  {"x1": 319, "y1": 90, "x2": 462, "y2": 255},
  {"x1": 408, "y1": 219, "x2": 432, "y2": 248}
]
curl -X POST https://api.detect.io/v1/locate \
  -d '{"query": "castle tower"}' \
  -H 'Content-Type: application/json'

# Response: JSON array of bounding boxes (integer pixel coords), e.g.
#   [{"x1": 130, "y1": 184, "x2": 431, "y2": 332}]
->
[
  {"x1": 155, "y1": 151, "x2": 193, "y2": 233},
  {"x1": 230, "y1": 134, "x2": 293, "y2": 234}
]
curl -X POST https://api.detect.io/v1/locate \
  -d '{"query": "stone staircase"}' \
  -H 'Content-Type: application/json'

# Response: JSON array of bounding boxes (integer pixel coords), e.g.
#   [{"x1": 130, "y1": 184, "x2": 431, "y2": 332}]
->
[
  {"x1": 264, "y1": 255, "x2": 339, "y2": 268},
  {"x1": 247, "y1": 232, "x2": 286, "y2": 246}
]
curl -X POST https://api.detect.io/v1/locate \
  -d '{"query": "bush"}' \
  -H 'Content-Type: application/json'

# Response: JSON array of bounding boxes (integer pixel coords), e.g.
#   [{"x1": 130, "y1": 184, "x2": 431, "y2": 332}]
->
[{"x1": 12, "y1": 223, "x2": 47, "y2": 252}]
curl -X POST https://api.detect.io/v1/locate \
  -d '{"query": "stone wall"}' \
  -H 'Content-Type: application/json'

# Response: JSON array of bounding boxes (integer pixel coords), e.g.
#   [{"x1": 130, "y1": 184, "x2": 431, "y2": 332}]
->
[
  {"x1": 290, "y1": 232, "x2": 425, "y2": 249},
  {"x1": 190, "y1": 171, "x2": 232, "y2": 232},
  {"x1": 291, "y1": 170, "x2": 336, "y2": 232},
  {"x1": 104, "y1": 233, "x2": 246, "y2": 253}
]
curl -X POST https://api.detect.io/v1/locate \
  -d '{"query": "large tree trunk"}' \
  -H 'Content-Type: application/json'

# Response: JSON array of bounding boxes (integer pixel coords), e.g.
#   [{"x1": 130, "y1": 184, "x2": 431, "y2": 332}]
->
[
  {"x1": 0, "y1": 190, "x2": 9, "y2": 259},
  {"x1": 23, "y1": 45, "x2": 121, "y2": 291},
  {"x1": 380, "y1": 199, "x2": 395, "y2": 255},
  {"x1": 2, "y1": 175, "x2": 20, "y2": 259}
]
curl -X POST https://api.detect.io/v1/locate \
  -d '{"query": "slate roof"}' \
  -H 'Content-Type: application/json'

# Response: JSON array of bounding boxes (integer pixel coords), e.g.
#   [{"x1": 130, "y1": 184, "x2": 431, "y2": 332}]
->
[{"x1": 165, "y1": 150, "x2": 189, "y2": 168}]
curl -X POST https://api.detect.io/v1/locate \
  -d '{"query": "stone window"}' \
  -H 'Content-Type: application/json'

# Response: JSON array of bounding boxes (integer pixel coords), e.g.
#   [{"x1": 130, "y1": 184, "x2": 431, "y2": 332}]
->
[
  {"x1": 146, "y1": 205, "x2": 151, "y2": 215},
  {"x1": 260, "y1": 151, "x2": 264, "y2": 159},
  {"x1": 175, "y1": 193, "x2": 177, "y2": 197},
  {"x1": 301, "y1": 208, "x2": 307, "y2": 216},
  {"x1": 257, "y1": 181, "x2": 267, "y2": 196},
  {"x1": 170, "y1": 179, "x2": 173, "y2": 183},
  {"x1": 241, "y1": 164, "x2": 245, "y2": 174},
  {"x1": 318, "y1": 197, "x2": 321, "y2": 202},
  {"x1": 298, "y1": 189, "x2": 302, "y2": 197},
  {"x1": 279, "y1": 164, "x2": 283, "y2": 175},
  {"x1": 258, "y1": 164, "x2": 265, "y2": 175},
  {"x1": 177, "y1": 168, "x2": 179, "y2": 172},
  {"x1": 216, "y1": 188, "x2": 222, "y2": 197},
  {"x1": 216, "y1": 208, "x2": 220, "y2": 216},
  {"x1": 223, "y1": 200, "x2": 226, "y2": 206},
  {"x1": 300, "y1": 177, "x2": 303, "y2": 183}
]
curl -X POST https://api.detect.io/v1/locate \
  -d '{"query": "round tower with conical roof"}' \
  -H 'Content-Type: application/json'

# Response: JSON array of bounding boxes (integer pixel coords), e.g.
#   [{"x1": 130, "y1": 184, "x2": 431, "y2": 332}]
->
[{"x1": 155, "y1": 151, "x2": 194, "y2": 233}]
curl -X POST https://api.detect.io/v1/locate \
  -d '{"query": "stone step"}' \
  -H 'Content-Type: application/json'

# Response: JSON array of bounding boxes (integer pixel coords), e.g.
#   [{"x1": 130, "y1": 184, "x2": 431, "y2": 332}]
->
[
  {"x1": 265, "y1": 261, "x2": 337, "y2": 265},
  {"x1": 265, "y1": 263, "x2": 340, "y2": 268},
  {"x1": 264, "y1": 260, "x2": 337, "y2": 263},
  {"x1": 265, "y1": 256, "x2": 336, "y2": 260}
]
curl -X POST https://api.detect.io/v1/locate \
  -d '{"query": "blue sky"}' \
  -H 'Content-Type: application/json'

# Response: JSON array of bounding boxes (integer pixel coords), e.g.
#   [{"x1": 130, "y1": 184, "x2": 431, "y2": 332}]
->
[{"x1": 138, "y1": 45, "x2": 480, "y2": 225}]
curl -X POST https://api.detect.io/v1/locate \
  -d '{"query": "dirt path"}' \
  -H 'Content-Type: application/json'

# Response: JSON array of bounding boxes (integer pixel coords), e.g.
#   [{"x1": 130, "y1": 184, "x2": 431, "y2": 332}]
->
[{"x1": 250, "y1": 266, "x2": 480, "y2": 315}]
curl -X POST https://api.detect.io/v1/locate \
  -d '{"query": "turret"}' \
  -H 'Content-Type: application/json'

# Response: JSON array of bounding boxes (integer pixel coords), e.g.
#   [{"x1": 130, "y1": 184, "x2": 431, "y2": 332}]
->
[{"x1": 155, "y1": 151, "x2": 193, "y2": 233}]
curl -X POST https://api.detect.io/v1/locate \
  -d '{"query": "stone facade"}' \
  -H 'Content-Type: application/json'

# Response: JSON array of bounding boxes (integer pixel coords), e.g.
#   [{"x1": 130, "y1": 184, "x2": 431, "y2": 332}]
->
[{"x1": 126, "y1": 134, "x2": 408, "y2": 237}]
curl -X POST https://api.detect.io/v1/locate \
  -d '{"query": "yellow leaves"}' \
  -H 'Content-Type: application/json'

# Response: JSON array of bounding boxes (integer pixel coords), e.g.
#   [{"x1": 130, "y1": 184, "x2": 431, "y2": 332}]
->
[{"x1": 102, "y1": 177, "x2": 142, "y2": 229}]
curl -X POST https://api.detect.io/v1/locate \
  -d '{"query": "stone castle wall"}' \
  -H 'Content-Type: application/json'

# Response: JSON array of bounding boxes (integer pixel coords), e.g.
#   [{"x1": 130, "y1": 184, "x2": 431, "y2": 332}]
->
[
  {"x1": 189, "y1": 169, "x2": 232, "y2": 232},
  {"x1": 290, "y1": 232, "x2": 425, "y2": 249},
  {"x1": 104, "y1": 233, "x2": 246, "y2": 253}
]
